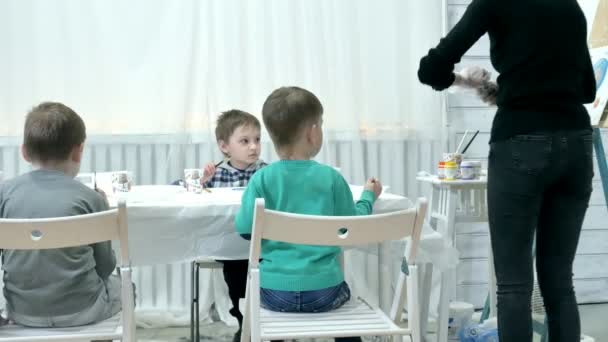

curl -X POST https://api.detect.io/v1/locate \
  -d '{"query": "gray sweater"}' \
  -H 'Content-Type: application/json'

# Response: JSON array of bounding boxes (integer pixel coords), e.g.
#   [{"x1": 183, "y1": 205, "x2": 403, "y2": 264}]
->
[{"x1": 0, "y1": 169, "x2": 116, "y2": 318}]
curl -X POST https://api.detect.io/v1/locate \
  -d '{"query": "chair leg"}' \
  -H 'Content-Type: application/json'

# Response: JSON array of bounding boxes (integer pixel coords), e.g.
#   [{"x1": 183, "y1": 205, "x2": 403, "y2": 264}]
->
[
  {"x1": 419, "y1": 263, "x2": 433, "y2": 342},
  {"x1": 190, "y1": 261, "x2": 195, "y2": 342},
  {"x1": 196, "y1": 263, "x2": 200, "y2": 342},
  {"x1": 436, "y1": 268, "x2": 452, "y2": 342},
  {"x1": 407, "y1": 265, "x2": 421, "y2": 342},
  {"x1": 240, "y1": 284, "x2": 251, "y2": 342}
]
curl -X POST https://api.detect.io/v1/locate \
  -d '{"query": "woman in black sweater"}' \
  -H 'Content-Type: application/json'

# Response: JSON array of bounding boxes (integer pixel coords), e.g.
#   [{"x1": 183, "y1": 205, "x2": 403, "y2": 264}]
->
[{"x1": 418, "y1": 1, "x2": 597, "y2": 341}]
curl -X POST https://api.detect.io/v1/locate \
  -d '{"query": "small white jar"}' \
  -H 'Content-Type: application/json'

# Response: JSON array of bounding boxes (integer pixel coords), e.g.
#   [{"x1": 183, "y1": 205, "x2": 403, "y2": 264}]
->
[
  {"x1": 460, "y1": 161, "x2": 476, "y2": 180},
  {"x1": 470, "y1": 161, "x2": 482, "y2": 178}
]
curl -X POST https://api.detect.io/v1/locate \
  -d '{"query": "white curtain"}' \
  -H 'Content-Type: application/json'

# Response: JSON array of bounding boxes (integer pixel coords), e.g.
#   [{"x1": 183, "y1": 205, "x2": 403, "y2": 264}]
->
[
  {"x1": 0, "y1": 0, "x2": 449, "y2": 326},
  {"x1": 0, "y1": 0, "x2": 443, "y2": 141}
]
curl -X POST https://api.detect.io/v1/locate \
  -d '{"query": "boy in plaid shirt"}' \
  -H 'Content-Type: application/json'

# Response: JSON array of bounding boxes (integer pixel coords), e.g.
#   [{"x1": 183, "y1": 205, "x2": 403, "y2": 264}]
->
[
  {"x1": 200, "y1": 109, "x2": 266, "y2": 342},
  {"x1": 202, "y1": 160, "x2": 266, "y2": 188}
]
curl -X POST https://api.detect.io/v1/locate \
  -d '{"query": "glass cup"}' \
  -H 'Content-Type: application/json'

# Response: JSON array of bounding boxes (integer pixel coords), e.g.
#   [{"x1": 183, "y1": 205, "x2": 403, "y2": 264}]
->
[
  {"x1": 444, "y1": 152, "x2": 464, "y2": 165},
  {"x1": 443, "y1": 153, "x2": 464, "y2": 178},
  {"x1": 184, "y1": 168, "x2": 203, "y2": 193},
  {"x1": 112, "y1": 171, "x2": 132, "y2": 193}
]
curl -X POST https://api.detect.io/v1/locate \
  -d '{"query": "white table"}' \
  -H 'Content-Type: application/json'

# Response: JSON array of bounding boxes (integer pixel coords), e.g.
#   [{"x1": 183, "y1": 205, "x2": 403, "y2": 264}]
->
[
  {"x1": 1, "y1": 184, "x2": 457, "y2": 330},
  {"x1": 417, "y1": 176, "x2": 496, "y2": 342}
]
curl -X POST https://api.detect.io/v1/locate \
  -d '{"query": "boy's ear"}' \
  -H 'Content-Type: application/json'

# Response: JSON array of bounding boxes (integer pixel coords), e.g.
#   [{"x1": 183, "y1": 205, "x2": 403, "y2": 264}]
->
[
  {"x1": 71, "y1": 143, "x2": 84, "y2": 163},
  {"x1": 20, "y1": 145, "x2": 31, "y2": 162},
  {"x1": 218, "y1": 140, "x2": 230, "y2": 156},
  {"x1": 305, "y1": 124, "x2": 315, "y2": 143}
]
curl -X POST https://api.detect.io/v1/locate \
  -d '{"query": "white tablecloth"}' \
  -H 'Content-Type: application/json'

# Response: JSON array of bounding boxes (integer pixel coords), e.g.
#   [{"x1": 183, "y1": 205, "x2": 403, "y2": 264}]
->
[{"x1": 111, "y1": 185, "x2": 416, "y2": 266}]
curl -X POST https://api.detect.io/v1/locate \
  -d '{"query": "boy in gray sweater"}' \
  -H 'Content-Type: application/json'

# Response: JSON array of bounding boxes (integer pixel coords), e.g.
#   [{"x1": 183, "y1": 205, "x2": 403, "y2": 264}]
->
[{"x1": 0, "y1": 102, "x2": 121, "y2": 327}]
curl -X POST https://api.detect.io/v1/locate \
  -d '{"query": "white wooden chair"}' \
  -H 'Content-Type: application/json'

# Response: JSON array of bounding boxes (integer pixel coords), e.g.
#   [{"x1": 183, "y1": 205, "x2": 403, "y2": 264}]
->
[
  {"x1": 241, "y1": 198, "x2": 428, "y2": 342},
  {"x1": 0, "y1": 200, "x2": 135, "y2": 342}
]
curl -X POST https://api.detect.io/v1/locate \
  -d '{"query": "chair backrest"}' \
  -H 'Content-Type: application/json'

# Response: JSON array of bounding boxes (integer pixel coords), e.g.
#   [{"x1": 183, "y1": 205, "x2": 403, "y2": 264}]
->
[
  {"x1": 0, "y1": 200, "x2": 129, "y2": 264},
  {"x1": 248, "y1": 198, "x2": 427, "y2": 268}
]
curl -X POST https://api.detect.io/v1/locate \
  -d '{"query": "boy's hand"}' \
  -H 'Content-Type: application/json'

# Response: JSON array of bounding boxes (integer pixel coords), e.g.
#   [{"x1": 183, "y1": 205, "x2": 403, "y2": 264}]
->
[
  {"x1": 364, "y1": 177, "x2": 383, "y2": 199},
  {"x1": 201, "y1": 162, "x2": 216, "y2": 184}
]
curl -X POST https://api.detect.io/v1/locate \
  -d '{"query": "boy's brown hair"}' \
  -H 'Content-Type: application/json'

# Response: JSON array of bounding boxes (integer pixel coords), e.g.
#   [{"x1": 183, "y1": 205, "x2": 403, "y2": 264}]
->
[
  {"x1": 262, "y1": 86, "x2": 323, "y2": 148},
  {"x1": 23, "y1": 102, "x2": 86, "y2": 163},
  {"x1": 215, "y1": 109, "x2": 261, "y2": 144}
]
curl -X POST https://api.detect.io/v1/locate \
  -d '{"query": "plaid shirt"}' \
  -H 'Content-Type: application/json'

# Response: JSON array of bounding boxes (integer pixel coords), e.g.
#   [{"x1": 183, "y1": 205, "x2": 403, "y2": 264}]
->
[{"x1": 203, "y1": 159, "x2": 267, "y2": 188}]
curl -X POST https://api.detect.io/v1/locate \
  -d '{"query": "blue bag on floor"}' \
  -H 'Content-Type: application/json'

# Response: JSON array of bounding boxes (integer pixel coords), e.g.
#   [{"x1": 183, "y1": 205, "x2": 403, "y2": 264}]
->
[{"x1": 459, "y1": 321, "x2": 499, "y2": 342}]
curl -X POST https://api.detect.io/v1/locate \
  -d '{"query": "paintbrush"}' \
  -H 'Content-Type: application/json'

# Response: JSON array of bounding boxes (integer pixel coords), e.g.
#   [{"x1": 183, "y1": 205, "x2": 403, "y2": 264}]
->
[
  {"x1": 456, "y1": 130, "x2": 470, "y2": 154},
  {"x1": 461, "y1": 130, "x2": 480, "y2": 154}
]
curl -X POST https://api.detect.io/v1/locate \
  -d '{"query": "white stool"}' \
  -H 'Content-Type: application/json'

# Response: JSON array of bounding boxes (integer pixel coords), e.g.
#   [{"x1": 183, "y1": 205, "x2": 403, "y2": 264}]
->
[{"x1": 417, "y1": 176, "x2": 496, "y2": 342}]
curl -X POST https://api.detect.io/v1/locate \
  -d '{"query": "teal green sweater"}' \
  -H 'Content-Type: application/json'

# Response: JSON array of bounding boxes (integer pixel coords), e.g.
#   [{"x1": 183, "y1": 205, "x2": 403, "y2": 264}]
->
[{"x1": 235, "y1": 160, "x2": 376, "y2": 291}]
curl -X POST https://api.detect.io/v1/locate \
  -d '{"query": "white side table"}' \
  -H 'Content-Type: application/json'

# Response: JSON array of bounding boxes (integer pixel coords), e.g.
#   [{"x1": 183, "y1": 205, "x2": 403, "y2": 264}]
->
[{"x1": 417, "y1": 176, "x2": 496, "y2": 342}]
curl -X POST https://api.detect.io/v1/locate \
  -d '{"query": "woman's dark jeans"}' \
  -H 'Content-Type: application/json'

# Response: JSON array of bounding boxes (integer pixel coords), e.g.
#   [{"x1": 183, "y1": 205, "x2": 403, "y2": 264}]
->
[{"x1": 487, "y1": 130, "x2": 593, "y2": 342}]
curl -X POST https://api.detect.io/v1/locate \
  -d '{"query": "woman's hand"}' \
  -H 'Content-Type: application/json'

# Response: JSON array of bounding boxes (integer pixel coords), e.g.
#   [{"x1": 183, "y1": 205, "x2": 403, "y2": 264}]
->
[
  {"x1": 477, "y1": 81, "x2": 499, "y2": 105},
  {"x1": 455, "y1": 66, "x2": 491, "y2": 89},
  {"x1": 454, "y1": 66, "x2": 498, "y2": 105}
]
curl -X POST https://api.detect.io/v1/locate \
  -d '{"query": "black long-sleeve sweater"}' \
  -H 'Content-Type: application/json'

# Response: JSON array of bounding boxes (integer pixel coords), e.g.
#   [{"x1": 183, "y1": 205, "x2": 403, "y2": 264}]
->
[{"x1": 418, "y1": 0, "x2": 597, "y2": 142}]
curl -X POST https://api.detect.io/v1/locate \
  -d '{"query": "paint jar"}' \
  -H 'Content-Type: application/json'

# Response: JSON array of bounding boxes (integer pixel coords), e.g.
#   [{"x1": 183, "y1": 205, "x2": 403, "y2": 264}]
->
[
  {"x1": 437, "y1": 161, "x2": 446, "y2": 179},
  {"x1": 444, "y1": 161, "x2": 458, "y2": 180},
  {"x1": 460, "y1": 161, "x2": 476, "y2": 180},
  {"x1": 469, "y1": 161, "x2": 482, "y2": 178}
]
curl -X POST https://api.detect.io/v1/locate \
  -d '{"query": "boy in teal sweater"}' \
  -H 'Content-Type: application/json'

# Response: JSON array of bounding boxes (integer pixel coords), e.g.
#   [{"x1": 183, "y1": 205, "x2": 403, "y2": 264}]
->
[{"x1": 235, "y1": 87, "x2": 382, "y2": 341}]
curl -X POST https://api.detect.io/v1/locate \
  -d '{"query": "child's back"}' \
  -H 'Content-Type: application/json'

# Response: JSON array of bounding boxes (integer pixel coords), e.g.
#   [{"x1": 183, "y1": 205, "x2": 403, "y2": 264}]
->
[
  {"x1": 236, "y1": 160, "x2": 374, "y2": 291},
  {"x1": 0, "y1": 170, "x2": 115, "y2": 326},
  {"x1": 0, "y1": 102, "x2": 120, "y2": 328}
]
